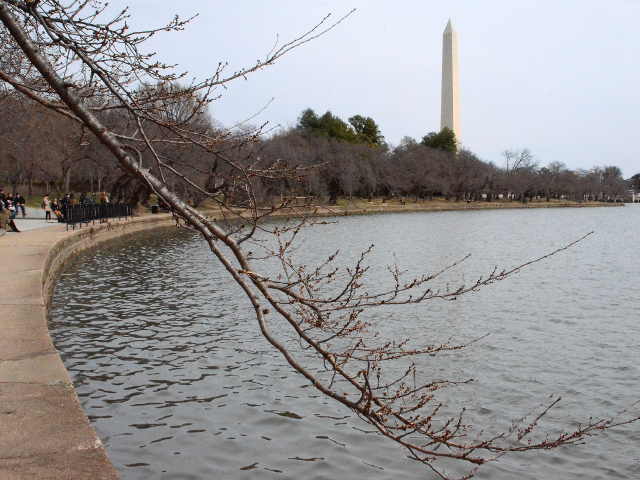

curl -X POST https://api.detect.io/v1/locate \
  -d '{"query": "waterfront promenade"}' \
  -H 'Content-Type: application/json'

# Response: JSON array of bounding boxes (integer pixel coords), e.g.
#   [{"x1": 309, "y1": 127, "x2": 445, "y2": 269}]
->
[{"x1": 0, "y1": 215, "x2": 172, "y2": 479}]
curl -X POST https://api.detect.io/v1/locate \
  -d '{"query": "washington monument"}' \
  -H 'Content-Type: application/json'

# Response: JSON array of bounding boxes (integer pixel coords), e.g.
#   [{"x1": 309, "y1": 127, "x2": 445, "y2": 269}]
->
[{"x1": 441, "y1": 19, "x2": 460, "y2": 142}]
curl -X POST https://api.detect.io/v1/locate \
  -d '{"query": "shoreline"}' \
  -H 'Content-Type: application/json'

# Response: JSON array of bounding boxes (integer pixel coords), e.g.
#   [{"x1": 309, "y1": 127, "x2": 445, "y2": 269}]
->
[
  {"x1": 187, "y1": 198, "x2": 625, "y2": 222},
  {"x1": 308, "y1": 199, "x2": 625, "y2": 216},
  {"x1": 0, "y1": 214, "x2": 174, "y2": 479}
]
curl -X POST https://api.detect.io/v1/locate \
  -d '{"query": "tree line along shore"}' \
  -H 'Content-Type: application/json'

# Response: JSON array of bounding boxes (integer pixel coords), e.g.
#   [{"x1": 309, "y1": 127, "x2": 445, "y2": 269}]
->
[
  {"x1": 164, "y1": 196, "x2": 623, "y2": 225},
  {"x1": 2, "y1": 92, "x2": 639, "y2": 210}
]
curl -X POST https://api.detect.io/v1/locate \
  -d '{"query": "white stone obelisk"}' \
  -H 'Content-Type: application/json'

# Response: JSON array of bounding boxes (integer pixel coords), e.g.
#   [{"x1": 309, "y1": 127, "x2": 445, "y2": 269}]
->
[{"x1": 441, "y1": 19, "x2": 460, "y2": 143}]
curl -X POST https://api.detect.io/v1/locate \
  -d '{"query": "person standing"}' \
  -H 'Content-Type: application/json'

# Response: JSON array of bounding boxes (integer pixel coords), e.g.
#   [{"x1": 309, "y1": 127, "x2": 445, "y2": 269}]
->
[
  {"x1": 99, "y1": 191, "x2": 108, "y2": 223},
  {"x1": 14, "y1": 192, "x2": 26, "y2": 218},
  {"x1": 60, "y1": 193, "x2": 71, "y2": 221},
  {"x1": 43, "y1": 194, "x2": 52, "y2": 222}
]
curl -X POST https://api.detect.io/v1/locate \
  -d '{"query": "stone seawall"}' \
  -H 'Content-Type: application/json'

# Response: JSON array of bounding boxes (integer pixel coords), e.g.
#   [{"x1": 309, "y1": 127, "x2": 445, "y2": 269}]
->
[{"x1": 0, "y1": 214, "x2": 174, "y2": 479}]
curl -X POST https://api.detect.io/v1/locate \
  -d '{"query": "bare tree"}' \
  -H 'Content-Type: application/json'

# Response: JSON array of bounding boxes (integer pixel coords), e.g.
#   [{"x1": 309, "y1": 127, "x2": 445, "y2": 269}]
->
[
  {"x1": 539, "y1": 161, "x2": 567, "y2": 201},
  {"x1": 502, "y1": 148, "x2": 539, "y2": 201},
  {"x1": 392, "y1": 141, "x2": 441, "y2": 202},
  {"x1": 1, "y1": 2, "x2": 637, "y2": 478},
  {"x1": 592, "y1": 165, "x2": 627, "y2": 201}
]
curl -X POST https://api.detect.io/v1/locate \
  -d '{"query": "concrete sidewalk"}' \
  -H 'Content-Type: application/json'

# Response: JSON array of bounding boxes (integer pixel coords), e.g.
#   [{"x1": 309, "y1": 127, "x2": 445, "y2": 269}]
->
[
  {"x1": 0, "y1": 222, "x2": 120, "y2": 479},
  {"x1": 10, "y1": 218, "x2": 61, "y2": 232},
  {"x1": 0, "y1": 214, "x2": 173, "y2": 479}
]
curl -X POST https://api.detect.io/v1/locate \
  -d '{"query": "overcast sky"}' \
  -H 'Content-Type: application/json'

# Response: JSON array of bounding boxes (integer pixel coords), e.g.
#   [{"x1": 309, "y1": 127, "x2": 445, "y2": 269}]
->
[{"x1": 115, "y1": 1, "x2": 639, "y2": 176}]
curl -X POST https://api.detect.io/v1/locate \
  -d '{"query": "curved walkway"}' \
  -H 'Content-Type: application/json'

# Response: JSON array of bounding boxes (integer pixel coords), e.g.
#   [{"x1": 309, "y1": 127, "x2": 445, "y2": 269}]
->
[{"x1": 0, "y1": 214, "x2": 173, "y2": 479}]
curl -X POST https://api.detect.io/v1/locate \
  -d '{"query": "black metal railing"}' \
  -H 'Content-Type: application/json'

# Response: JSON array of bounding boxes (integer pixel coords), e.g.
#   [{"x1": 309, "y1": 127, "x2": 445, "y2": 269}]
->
[{"x1": 64, "y1": 203, "x2": 133, "y2": 229}]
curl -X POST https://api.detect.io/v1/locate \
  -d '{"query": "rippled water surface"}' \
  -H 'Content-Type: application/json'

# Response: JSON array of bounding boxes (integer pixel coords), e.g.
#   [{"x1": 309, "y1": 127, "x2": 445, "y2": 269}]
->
[{"x1": 49, "y1": 205, "x2": 640, "y2": 479}]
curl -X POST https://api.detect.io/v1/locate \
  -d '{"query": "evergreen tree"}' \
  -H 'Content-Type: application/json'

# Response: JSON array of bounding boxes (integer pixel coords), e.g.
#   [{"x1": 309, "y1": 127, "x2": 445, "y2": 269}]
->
[
  {"x1": 297, "y1": 108, "x2": 356, "y2": 143},
  {"x1": 348, "y1": 114, "x2": 384, "y2": 146},
  {"x1": 420, "y1": 127, "x2": 457, "y2": 153}
]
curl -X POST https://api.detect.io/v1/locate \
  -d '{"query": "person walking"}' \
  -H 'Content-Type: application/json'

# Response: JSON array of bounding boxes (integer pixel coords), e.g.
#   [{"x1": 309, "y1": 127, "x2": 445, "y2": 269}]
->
[
  {"x1": 43, "y1": 194, "x2": 52, "y2": 222},
  {"x1": 14, "y1": 192, "x2": 26, "y2": 218}
]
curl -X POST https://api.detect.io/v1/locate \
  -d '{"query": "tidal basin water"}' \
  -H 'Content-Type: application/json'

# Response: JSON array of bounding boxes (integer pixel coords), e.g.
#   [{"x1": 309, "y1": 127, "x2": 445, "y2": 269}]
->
[{"x1": 49, "y1": 205, "x2": 640, "y2": 479}]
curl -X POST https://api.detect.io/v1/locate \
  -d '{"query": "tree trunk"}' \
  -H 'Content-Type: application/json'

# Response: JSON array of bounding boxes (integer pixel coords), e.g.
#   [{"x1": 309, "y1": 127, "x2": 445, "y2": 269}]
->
[{"x1": 63, "y1": 166, "x2": 71, "y2": 193}]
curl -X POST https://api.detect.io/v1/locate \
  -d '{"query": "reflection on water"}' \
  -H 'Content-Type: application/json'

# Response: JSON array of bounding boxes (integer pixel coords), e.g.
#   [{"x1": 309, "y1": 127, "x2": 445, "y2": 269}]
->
[{"x1": 50, "y1": 205, "x2": 640, "y2": 479}]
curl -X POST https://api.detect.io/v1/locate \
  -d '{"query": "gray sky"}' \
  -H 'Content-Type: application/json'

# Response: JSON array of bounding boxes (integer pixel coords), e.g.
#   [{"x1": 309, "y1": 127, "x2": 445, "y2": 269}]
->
[{"x1": 117, "y1": 1, "x2": 639, "y2": 176}]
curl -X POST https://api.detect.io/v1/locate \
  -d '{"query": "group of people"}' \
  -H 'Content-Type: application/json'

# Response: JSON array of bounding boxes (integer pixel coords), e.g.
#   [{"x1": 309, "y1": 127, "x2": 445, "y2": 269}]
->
[
  {"x1": 42, "y1": 191, "x2": 109, "y2": 222},
  {"x1": 0, "y1": 189, "x2": 111, "y2": 234},
  {"x1": 0, "y1": 189, "x2": 24, "y2": 232},
  {"x1": 41, "y1": 194, "x2": 64, "y2": 223}
]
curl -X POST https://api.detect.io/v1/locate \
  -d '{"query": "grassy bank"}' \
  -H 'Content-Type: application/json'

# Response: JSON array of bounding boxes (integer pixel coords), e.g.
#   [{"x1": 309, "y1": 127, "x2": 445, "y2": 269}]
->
[
  {"x1": 299, "y1": 197, "x2": 623, "y2": 214},
  {"x1": 20, "y1": 193, "x2": 624, "y2": 217},
  {"x1": 132, "y1": 196, "x2": 623, "y2": 221},
  {"x1": 196, "y1": 196, "x2": 624, "y2": 217}
]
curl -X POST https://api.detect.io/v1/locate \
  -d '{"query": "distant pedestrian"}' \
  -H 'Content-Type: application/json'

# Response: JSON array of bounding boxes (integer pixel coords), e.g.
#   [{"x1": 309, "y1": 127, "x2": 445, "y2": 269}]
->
[
  {"x1": 43, "y1": 194, "x2": 52, "y2": 222},
  {"x1": 0, "y1": 205, "x2": 9, "y2": 232},
  {"x1": 51, "y1": 198, "x2": 63, "y2": 221},
  {"x1": 100, "y1": 191, "x2": 108, "y2": 223},
  {"x1": 0, "y1": 203, "x2": 19, "y2": 232},
  {"x1": 60, "y1": 193, "x2": 71, "y2": 220},
  {"x1": 81, "y1": 191, "x2": 92, "y2": 205},
  {"x1": 14, "y1": 192, "x2": 26, "y2": 217},
  {"x1": 6, "y1": 199, "x2": 16, "y2": 220},
  {"x1": 158, "y1": 198, "x2": 170, "y2": 212}
]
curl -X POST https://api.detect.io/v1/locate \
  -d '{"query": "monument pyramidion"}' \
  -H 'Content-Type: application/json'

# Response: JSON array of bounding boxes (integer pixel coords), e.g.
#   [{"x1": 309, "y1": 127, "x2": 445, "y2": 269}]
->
[{"x1": 441, "y1": 19, "x2": 460, "y2": 143}]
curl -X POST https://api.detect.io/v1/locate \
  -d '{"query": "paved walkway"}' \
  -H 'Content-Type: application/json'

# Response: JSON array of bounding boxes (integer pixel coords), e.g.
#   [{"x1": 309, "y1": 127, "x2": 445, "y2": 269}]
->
[
  {"x1": 10, "y1": 218, "x2": 61, "y2": 233},
  {"x1": 0, "y1": 222, "x2": 120, "y2": 479},
  {"x1": 0, "y1": 214, "x2": 172, "y2": 479}
]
